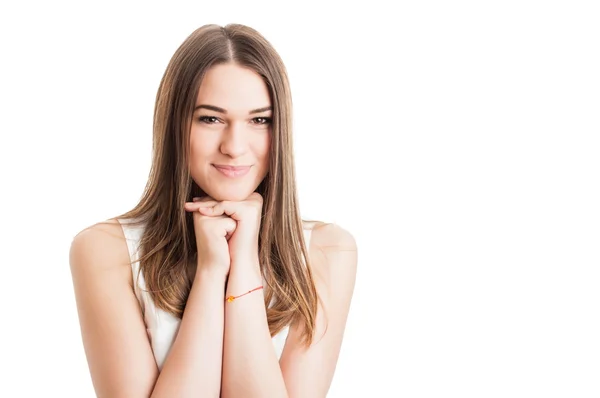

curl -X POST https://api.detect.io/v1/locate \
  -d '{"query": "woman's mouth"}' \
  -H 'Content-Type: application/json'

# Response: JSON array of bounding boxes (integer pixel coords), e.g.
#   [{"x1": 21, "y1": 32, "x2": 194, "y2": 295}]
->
[{"x1": 213, "y1": 164, "x2": 252, "y2": 178}]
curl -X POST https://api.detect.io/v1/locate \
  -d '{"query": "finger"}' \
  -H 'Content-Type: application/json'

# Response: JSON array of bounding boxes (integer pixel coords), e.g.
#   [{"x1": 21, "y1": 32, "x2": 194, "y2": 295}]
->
[
  {"x1": 199, "y1": 202, "x2": 240, "y2": 220},
  {"x1": 184, "y1": 200, "x2": 217, "y2": 211},
  {"x1": 197, "y1": 205, "x2": 222, "y2": 216},
  {"x1": 184, "y1": 202, "x2": 206, "y2": 211},
  {"x1": 223, "y1": 217, "x2": 237, "y2": 235}
]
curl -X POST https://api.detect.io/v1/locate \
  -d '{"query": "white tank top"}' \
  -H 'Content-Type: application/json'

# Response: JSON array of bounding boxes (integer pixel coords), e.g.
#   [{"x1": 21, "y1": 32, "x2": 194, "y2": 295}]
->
[{"x1": 117, "y1": 218, "x2": 312, "y2": 370}]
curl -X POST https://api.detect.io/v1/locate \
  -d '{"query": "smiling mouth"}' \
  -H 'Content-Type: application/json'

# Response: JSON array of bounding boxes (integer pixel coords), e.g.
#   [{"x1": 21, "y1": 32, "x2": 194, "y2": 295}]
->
[{"x1": 213, "y1": 164, "x2": 252, "y2": 177}]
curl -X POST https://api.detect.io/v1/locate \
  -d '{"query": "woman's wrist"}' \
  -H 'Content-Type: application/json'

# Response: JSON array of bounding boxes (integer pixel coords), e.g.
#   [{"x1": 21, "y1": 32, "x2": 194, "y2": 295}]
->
[
  {"x1": 230, "y1": 257, "x2": 261, "y2": 278},
  {"x1": 195, "y1": 265, "x2": 229, "y2": 284},
  {"x1": 227, "y1": 259, "x2": 263, "y2": 295}
]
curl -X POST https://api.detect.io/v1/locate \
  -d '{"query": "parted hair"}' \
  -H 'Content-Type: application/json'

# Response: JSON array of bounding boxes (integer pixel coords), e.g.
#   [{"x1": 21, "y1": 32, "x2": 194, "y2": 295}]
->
[{"x1": 115, "y1": 23, "x2": 318, "y2": 344}]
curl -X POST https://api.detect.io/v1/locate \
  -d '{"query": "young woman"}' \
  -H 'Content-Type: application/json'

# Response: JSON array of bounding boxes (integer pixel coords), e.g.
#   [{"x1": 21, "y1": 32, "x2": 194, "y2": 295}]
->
[{"x1": 69, "y1": 23, "x2": 357, "y2": 398}]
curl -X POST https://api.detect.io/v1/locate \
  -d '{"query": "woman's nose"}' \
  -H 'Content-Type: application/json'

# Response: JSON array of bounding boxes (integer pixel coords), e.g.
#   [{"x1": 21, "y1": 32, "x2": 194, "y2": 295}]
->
[{"x1": 219, "y1": 122, "x2": 248, "y2": 158}]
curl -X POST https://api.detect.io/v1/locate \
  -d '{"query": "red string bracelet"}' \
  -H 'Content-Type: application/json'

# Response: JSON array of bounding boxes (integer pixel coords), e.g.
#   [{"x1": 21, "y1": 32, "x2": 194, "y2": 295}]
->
[{"x1": 226, "y1": 285, "x2": 264, "y2": 303}]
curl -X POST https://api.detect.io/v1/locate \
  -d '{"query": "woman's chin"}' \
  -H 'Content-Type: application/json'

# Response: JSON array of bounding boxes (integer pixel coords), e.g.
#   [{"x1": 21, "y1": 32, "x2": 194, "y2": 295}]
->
[{"x1": 205, "y1": 187, "x2": 256, "y2": 202}]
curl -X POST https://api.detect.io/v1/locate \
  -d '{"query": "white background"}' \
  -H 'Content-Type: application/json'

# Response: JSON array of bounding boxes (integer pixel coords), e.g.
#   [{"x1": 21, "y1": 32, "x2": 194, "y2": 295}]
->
[{"x1": 1, "y1": 1, "x2": 599, "y2": 397}]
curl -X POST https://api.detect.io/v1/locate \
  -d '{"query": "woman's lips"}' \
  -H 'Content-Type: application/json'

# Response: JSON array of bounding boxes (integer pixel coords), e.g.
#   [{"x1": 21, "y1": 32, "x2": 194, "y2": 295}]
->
[{"x1": 213, "y1": 164, "x2": 252, "y2": 177}]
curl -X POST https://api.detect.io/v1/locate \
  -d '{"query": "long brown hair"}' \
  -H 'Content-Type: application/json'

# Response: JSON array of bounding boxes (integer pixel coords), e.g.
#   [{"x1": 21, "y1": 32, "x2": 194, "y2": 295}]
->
[{"x1": 115, "y1": 24, "x2": 318, "y2": 344}]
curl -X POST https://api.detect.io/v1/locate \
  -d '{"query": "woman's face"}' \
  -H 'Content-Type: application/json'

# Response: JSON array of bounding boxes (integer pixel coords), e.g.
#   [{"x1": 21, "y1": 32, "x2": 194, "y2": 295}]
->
[{"x1": 189, "y1": 63, "x2": 272, "y2": 202}]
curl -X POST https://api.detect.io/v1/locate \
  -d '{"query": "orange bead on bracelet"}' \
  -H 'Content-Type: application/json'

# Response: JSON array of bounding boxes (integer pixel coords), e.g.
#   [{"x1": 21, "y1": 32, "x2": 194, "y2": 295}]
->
[{"x1": 226, "y1": 285, "x2": 264, "y2": 303}]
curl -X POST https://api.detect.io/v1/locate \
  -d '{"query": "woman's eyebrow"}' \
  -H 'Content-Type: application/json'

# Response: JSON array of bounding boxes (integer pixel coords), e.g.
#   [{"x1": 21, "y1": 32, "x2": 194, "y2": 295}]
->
[{"x1": 194, "y1": 104, "x2": 272, "y2": 114}]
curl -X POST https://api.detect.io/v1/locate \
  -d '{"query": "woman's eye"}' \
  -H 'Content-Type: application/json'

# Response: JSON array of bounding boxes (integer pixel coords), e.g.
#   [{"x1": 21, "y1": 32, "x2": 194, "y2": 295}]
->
[
  {"x1": 252, "y1": 117, "x2": 272, "y2": 125},
  {"x1": 198, "y1": 116, "x2": 220, "y2": 124}
]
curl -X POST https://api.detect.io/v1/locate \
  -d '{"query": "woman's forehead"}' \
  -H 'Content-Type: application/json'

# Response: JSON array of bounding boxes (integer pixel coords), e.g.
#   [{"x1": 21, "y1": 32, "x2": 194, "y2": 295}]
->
[{"x1": 195, "y1": 64, "x2": 271, "y2": 112}]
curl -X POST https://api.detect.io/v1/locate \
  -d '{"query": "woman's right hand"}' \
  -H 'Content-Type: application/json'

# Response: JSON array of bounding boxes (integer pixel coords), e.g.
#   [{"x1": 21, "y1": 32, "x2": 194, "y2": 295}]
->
[{"x1": 185, "y1": 196, "x2": 237, "y2": 275}]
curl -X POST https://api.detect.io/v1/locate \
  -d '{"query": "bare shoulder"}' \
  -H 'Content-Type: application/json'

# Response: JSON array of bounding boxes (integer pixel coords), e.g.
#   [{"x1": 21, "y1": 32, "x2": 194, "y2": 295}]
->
[
  {"x1": 303, "y1": 220, "x2": 357, "y2": 253},
  {"x1": 303, "y1": 221, "x2": 357, "y2": 280},
  {"x1": 69, "y1": 218, "x2": 132, "y2": 286},
  {"x1": 311, "y1": 222, "x2": 357, "y2": 251},
  {"x1": 71, "y1": 218, "x2": 126, "y2": 246},
  {"x1": 69, "y1": 218, "x2": 157, "y2": 396}
]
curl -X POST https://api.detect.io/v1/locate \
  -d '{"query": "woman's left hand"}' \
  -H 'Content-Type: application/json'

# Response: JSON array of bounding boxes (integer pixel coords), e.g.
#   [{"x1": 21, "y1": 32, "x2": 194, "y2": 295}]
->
[{"x1": 191, "y1": 192, "x2": 264, "y2": 268}]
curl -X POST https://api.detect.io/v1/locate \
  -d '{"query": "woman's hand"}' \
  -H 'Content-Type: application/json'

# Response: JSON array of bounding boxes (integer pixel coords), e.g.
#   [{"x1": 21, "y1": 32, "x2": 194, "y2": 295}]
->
[
  {"x1": 184, "y1": 197, "x2": 237, "y2": 276},
  {"x1": 192, "y1": 192, "x2": 264, "y2": 268}
]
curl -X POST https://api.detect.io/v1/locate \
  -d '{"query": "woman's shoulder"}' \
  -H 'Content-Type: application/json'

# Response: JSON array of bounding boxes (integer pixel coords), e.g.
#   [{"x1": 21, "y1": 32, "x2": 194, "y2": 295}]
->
[
  {"x1": 302, "y1": 219, "x2": 356, "y2": 250},
  {"x1": 69, "y1": 218, "x2": 135, "y2": 286},
  {"x1": 72, "y1": 216, "x2": 145, "y2": 247},
  {"x1": 302, "y1": 220, "x2": 357, "y2": 283},
  {"x1": 71, "y1": 218, "x2": 129, "y2": 249},
  {"x1": 301, "y1": 221, "x2": 357, "y2": 324}
]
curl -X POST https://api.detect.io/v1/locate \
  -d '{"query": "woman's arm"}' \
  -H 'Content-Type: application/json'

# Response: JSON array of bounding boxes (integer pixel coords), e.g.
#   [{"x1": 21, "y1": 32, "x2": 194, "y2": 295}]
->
[
  {"x1": 151, "y1": 267, "x2": 227, "y2": 397},
  {"x1": 279, "y1": 223, "x2": 357, "y2": 397},
  {"x1": 220, "y1": 262, "x2": 287, "y2": 397},
  {"x1": 194, "y1": 193, "x2": 287, "y2": 396},
  {"x1": 69, "y1": 220, "x2": 227, "y2": 398},
  {"x1": 220, "y1": 223, "x2": 358, "y2": 398}
]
